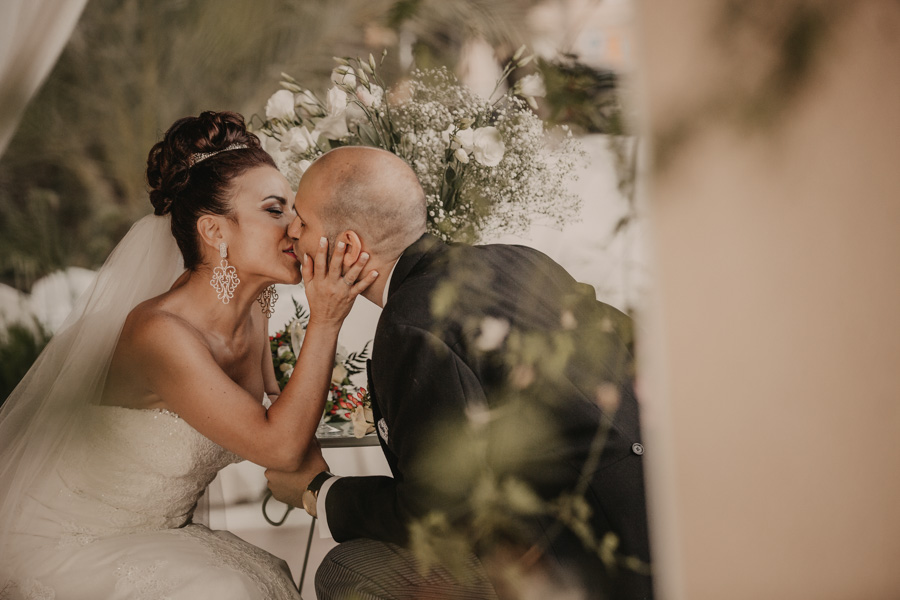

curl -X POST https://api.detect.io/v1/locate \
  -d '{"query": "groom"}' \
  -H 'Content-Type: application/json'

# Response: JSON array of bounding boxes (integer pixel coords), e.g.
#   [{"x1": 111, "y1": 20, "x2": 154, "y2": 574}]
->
[{"x1": 267, "y1": 146, "x2": 652, "y2": 599}]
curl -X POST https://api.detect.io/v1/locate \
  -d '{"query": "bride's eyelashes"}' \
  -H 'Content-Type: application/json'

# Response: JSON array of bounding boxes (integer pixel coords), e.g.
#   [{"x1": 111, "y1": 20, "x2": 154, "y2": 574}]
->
[{"x1": 262, "y1": 195, "x2": 290, "y2": 217}]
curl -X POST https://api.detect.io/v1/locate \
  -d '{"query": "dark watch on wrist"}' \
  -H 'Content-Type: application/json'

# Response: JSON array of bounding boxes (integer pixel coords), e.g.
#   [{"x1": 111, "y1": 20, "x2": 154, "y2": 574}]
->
[{"x1": 301, "y1": 471, "x2": 333, "y2": 518}]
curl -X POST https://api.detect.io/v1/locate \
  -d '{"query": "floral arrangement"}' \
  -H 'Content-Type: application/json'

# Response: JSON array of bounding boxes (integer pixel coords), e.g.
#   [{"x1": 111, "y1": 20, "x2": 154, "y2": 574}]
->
[
  {"x1": 255, "y1": 48, "x2": 584, "y2": 242},
  {"x1": 270, "y1": 298, "x2": 373, "y2": 433}
]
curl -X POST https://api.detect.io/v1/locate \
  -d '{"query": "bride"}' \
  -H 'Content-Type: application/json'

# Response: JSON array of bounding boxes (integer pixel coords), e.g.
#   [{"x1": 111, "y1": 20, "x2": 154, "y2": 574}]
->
[{"x1": 0, "y1": 111, "x2": 376, "y2": 599}]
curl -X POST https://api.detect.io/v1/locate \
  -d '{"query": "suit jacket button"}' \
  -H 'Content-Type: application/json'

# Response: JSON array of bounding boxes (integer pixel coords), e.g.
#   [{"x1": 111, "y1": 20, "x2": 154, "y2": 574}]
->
[{"x1": 632, "y1": 442, "x2": 644, "y2": 455}]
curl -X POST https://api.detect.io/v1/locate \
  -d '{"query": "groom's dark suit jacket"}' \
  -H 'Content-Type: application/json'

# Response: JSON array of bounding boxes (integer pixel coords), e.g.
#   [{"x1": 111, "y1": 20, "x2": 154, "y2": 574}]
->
[{"x1": 325, "y1": 234, "x2": 652, "y2": 599}]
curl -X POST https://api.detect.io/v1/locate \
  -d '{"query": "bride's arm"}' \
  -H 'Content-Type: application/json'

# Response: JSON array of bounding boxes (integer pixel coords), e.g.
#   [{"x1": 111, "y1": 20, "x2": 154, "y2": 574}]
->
[{"x1": 133, "y1": 240, "x2": 377, "y2": 470}]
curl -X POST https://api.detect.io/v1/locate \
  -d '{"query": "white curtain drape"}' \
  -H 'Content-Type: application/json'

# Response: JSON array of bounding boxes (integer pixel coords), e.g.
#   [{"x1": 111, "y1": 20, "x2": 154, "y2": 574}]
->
[{"x1": 0, "y1": 0, "x2": 88, "y2": 157}]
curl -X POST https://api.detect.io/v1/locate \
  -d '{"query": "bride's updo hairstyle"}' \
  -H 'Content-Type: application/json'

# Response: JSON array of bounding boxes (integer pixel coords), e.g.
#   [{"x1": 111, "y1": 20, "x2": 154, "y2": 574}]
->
[{"x1": 147, "y1": 111, "x2": 276, "y2": 270}]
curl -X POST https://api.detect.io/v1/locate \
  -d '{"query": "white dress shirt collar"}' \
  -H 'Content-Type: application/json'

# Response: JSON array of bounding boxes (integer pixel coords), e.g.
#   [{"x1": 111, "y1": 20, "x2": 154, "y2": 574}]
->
[{"x1": 381, "y1": 256, "x2": 401, "y2": 307}]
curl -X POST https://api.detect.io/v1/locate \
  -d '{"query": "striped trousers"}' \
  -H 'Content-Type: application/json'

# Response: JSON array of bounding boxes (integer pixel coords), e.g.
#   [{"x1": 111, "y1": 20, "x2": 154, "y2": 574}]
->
[{"x1": 314, "y1": 538, "x2": 499, "y2": 600}]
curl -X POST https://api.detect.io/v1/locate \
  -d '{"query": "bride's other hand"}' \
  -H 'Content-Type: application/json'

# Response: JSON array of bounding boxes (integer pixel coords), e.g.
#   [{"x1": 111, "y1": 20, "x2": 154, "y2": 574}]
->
[{"x1": 302, "y1": 237, "x2": 378, "y2": 327}]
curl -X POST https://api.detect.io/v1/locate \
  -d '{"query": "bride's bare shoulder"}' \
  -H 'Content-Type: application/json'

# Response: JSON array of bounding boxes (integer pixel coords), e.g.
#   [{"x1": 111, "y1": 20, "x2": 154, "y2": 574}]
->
[{"x1": 120, "y1": 296, "x2": 207, "y2": 350}]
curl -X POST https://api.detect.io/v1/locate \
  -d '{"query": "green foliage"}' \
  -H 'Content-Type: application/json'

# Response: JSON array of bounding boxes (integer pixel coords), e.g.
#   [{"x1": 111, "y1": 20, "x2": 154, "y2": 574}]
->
[
  {"x1": 537, "y1": 55, "x2": 624, "y2": 136},
  {"x1": 269, "y1": 296, "x2": 370, "y2": 422},
  {"x1": 0, "y1": 321, "x2": 51, "y2": 404}
]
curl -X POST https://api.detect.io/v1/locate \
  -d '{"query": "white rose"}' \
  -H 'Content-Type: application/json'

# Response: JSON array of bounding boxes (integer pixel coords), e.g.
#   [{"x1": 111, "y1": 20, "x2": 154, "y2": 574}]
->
[
  {"x1": 331, "y1": 65, "x2": 357, "y2": 88},
  {"x1": 283, "y1": 367, "x2": 294, "y2": 379},
  {"x1": 472, "y1": 127, "x2": 506, "y2": 167},
  {"x1": 356, "y1": 85, "x2": 384, "y2": 108},
  {"x1": 289, "y1": 320, "x2": 306, "y2": 354},
  {"x1": 331, "y1": 364, "x2": 348, "y2": 385},
  {"x1": 265, "y1": 89, "x2": 295, "y2": 120},
  {"x1": 350, "y1": 404, "x2": 374, "y2": 438},
  {"x1": 454, "y1": 147, "x2": 470, "y2": 164},
  {"x1": 277, "y1": 345, "x2": 293, "y2": 359},
  {"x1": 280, "y1": 126, "x2": 318, "y2": 154},
  {"x1": 518, "y1": 73, "x2": 546, "y2": 98},
  {"x1": 279, "y1": 362, "x2": 292, "y2": 372}
]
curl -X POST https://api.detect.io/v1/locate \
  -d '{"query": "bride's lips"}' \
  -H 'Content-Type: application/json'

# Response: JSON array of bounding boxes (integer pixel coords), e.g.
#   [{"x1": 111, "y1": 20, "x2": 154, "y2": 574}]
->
[{"x1": 282, "y1": 248, "x2": 298, "y2": 260}]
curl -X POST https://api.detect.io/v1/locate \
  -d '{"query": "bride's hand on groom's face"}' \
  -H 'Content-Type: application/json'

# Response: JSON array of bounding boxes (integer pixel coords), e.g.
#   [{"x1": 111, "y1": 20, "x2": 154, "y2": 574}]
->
[
  {"x1": 264, "y1": 441, "x2": 329, "y2": 508},
  {"x1": 303, "y1": 236, "x2": 378, "y2": 327}
]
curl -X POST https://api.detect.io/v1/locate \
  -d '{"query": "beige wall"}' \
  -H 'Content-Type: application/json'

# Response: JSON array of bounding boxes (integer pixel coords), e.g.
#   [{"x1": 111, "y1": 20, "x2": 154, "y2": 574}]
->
[{"x1": 636, "y1": 2, "x2": 900, "y2": 599}]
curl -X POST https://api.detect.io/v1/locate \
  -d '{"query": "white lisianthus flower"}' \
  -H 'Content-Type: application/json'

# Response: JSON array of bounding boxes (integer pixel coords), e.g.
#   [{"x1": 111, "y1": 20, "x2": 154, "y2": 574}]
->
[
  {"x1": 265, "y1": 89, "x2": 295, "y2": 120},
  {"x1": 313, "y1": 87, "x2": 351, "y2": 139},
  {"x1": 314, "y1": 114, "x2": 350, "y2": 140},
  {"x1": 331, "y1": 364, "x2": 348, "y2": 385},
  {"x1": 454, "y1": 128, "x2": 475, "y2": 151},
  {"x1": 277, "y1": 345, "x2": 293, "y2": 360},
  {"x1": 345, "y1": 101, "x2": 367, "y2": 126},
  {"x1": 472, "y1": 127, "x2": 506, "y2": 167},
  {"x1": 331, "y1": 65, "x2": 357, "y2": 88},
  {"x1": 283, "y1": 367, "x2": 294, "y2": 379},
  {"x1": 517, "y1": 73, "x2": 546, "y2": 98},
  {"x1": 280, "y1": 126, "x2": 318, "y2": 154},
  {"x1": 295, "y1": 90, "x2": 320, "y2": 114},
  {"x1": 475, "y1": 316, "x2": 510, "y2": 351},
  {"x1": 454, "y1": 148, "x2": 470, "y2": 164},
  {"x1": 296, "y1": 159, "x2": 312, "y2": 176},
  {"x1": 279, "y1": 362, "x2": 292, "y2": 372},
  {"x1": 326, "y1": 86, "x2": 347, "y2": 114},
  {"x1": 260, "y1": 134, "x2": 289, "y2": 164},
  {"x1": 356, "y1": 85, "x2": 384, "y2": 108}
]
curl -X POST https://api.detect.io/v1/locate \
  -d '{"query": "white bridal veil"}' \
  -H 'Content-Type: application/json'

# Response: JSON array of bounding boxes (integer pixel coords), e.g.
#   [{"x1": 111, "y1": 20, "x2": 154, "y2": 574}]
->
[{"x1": 0, "y1": 214, "x2": 185, "y2": 575}]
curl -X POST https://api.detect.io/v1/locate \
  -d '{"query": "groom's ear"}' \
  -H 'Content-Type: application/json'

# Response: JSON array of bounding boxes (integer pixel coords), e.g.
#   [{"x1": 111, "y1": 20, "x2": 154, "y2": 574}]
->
[{"x1": 339, "y1": 230, "x2": 363, "y2": 268}]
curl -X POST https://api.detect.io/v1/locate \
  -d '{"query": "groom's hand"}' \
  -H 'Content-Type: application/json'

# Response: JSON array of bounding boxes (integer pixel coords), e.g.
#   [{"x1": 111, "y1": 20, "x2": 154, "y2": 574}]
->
[{"x1": 264, "y1": 441, "x2": 329, "y2": 508}]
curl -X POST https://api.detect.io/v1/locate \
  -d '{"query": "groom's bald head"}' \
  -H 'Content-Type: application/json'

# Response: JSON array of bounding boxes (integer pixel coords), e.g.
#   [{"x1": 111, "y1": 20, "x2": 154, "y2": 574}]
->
[{"x1": 303, "y1": 146, "x2": 427, "y2": 259}]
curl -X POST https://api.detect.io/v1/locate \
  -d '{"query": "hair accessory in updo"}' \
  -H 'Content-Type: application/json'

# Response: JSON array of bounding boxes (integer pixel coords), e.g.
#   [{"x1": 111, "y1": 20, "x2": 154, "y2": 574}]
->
[{"x1": 188, "y1": 143, "x2": 249, "y2": 167}]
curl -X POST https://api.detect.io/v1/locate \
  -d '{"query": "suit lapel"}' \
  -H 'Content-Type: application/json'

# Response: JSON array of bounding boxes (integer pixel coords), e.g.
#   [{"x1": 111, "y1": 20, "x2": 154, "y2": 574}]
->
[{"x1": 384, "y1": 233, "x2": 444, "y2": 305}]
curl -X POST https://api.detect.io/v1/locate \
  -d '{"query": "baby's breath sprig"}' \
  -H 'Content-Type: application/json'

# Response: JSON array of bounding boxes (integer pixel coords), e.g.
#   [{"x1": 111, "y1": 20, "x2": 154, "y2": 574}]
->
[{"x1": 256, "y1": 50, "x2": 584, "y2": 242}]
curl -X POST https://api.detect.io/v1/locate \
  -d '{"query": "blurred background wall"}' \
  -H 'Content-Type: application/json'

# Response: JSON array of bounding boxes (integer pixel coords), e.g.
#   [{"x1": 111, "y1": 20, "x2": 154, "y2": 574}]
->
[{"x1": 635, "y1": 2, "x2": 900, "y2": 598}]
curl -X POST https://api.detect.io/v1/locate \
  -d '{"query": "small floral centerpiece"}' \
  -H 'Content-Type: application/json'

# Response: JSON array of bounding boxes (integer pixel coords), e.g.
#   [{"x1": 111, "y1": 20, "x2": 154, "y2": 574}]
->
[
  {"x1": 270, "y1": 298, "x2": 373, "y2": 435},
  {"x1": 256, "y1": 48, "x2": 584, "y2": 243}
]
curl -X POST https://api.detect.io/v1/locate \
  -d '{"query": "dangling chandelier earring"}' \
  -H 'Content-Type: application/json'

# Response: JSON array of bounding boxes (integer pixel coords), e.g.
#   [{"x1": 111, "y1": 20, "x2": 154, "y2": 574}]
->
[
  {"x1": 211, "y1": 242, "x2": 240, "y2": 304},
  {"x1": 257, "y1": 285, "x2": 278, "y2": 317}
]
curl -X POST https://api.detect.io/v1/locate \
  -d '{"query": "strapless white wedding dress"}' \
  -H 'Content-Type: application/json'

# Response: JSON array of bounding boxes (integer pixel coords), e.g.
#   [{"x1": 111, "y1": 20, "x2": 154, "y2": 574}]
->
[{"x1": 3, "y1": 405, "x2": 300, "y2": 600}]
